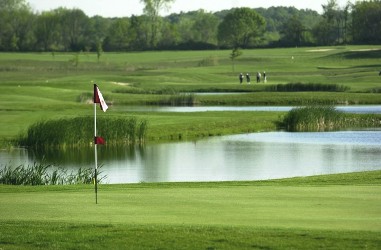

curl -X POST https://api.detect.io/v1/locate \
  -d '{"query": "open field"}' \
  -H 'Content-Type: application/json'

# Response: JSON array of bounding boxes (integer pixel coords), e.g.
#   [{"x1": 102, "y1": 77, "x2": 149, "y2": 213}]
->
[
  {"x1": 1, "y1": 45, "x2": 381, "y2": 144},
  {"x1": 1, "y1": 171, "x2": 380, "y2": 249}
]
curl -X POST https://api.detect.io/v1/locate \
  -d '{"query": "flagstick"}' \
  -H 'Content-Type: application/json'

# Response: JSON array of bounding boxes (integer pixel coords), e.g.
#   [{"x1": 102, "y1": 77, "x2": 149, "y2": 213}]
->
[{"x1": 94, "y1": 102, "x2": 98, "y2": 204}]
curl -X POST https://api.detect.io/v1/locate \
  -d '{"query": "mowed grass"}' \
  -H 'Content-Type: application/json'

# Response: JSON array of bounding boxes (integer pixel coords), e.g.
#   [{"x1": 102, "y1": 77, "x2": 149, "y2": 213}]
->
[
  {"x1": 0, "y1": 171, "x2": 380, "y2": 249},
  {"x1": 1, "y1": 45, "x2": 381, "y2": 144}
]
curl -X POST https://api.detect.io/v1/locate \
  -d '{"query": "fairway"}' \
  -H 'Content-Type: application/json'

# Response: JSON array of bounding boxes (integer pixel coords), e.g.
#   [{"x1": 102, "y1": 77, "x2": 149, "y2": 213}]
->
[
  {"x1": 1, "y1": 45, "x2": 381, "y2": 143},
  {"x1": 1, "y1": 46, "x2": 381, "y2": 249},
  {"x1": 1, "y1": 171, "x2": 381, "y2": 249}
]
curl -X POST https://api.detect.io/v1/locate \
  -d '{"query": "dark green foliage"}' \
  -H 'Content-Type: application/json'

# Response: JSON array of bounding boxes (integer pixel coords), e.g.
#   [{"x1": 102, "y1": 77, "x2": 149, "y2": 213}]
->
[
  {"x1": 281, "y1": 106, "x2": 381, "y2": 131},
  {"x1": 218, "y1": 8, "x2": 266, "y2": 48},
  {"x1": 17, "y1": 116, "x2": 148, "y2": 147},
  {"x1": 265, "y1": 83, "x2": 350, "y2": 92},
  {"x1": 0, "y1": 163, "x2": 103, "y2": 185}
]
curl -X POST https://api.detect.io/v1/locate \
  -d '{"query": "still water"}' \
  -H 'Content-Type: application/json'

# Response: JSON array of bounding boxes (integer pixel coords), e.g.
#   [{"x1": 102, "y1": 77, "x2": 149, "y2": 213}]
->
[
  {"x1": 119, "y1": 105, "x2": 381, "y2": 114},
  {"x1": 2, "y1": 131, "x2": 381, "y2": 184}
]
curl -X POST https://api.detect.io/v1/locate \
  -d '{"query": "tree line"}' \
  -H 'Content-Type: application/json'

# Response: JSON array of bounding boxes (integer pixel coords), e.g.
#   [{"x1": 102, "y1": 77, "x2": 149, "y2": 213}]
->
[{"x1": 0, "y1": 0, "x2": 380, "y2": 52}]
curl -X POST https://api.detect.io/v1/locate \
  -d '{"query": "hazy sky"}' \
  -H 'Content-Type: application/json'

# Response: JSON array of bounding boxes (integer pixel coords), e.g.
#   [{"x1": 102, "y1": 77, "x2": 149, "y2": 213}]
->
[{"x1": 27, "y1": 0, "x2": 352, "y2": 17}]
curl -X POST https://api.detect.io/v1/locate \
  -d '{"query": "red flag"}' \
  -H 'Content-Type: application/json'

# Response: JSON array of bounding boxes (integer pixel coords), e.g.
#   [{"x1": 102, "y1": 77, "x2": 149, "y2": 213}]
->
[
  {"x1": 94, "y1": 136, "x2": 105, "y2": 145},
  {"x1": 94, "y1": 84, "x2": 108, "y2": 112}
]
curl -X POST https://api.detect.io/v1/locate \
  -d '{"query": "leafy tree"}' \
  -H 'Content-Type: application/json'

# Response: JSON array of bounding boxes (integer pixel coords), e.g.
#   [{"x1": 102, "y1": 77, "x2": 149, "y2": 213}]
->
[
  {"x1": 0, "y1": 0, "x2": 27, "y2": 10},
  {"x1": 158, "y1": 19, "x2": 179, "y2": 48},
  {"x1": 280, "y1": 15, "x2": 305, "y2": 46},
  {"x1": 0, "y1": 0, "x2": 34, "y2": 51},
  {"x1": 218, "y1": 7, "x2": 266, "y2": 48},
  {"x1": 88, "y1": 16, "x2": 112, "y2": 52},
  {"x1": 191, "y1": 10, "x2": 219, "y2": 45},
  {"x1": 352, "y1": 0, "x2": 381, "y2": 44},
  {"x1": 105, "y1": 18, "x2": 130, "y2": 51},
  {"x1": 55, "y1": 8, "x2": 90, "y2": 51},
  {"x1": 126, "y1": 15, "x2": 150, "y2": 50},
  {"x1": 35, "y1": 11, "x2": 61, "y2": 51},
  {"x1": 140, "y1": 0, "x2": 175, "y2": 48},
  {"x1": 319, "y1": 0, "x2": 349, "y2": 44}
]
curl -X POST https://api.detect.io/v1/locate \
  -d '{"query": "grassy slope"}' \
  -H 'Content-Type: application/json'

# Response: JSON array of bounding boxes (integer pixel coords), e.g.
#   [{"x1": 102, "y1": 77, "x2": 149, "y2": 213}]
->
[{"x1": 0, "y1": 171, "x2": 381, "y2": 249}]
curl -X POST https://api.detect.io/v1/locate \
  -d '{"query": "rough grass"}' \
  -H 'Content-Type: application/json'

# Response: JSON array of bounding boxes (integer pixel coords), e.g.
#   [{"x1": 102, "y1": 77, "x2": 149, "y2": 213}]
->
[{"x1": 0, "y1": 171, "x2": 380, "y2": 249}]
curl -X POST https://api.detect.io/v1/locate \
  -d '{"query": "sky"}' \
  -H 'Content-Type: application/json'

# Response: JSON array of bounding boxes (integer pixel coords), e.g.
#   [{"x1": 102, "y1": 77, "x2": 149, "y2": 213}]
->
[{"x1": 27, "y1": 0, "x2": 353, "y2": 17}]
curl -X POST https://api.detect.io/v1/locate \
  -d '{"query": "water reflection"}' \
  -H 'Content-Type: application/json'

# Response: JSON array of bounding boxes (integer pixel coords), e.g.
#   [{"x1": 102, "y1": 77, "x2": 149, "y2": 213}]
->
[
  {"x1": 1, "y1": 131, "x2": 381, "y2": 184},
  {"x1": 117, "y1": 105, "x2": 381, "y2": 114}
]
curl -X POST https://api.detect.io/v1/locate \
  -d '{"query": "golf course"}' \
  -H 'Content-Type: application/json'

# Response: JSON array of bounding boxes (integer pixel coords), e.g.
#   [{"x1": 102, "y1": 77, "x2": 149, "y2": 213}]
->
[{"x1": 1, "y1": 45, "x2": 381, "y2": 249}]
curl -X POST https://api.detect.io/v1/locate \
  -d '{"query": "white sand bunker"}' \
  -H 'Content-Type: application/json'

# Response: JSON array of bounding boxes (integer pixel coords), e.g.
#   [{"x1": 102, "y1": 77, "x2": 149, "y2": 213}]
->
[
  {"x1": 307, "y1": 49, "x2": 334, "y2": 52},
  {"x1": 350, "y1": 48, "x2": 381, "y2": 52},
  {"x1": 110, "y1": 82, "x2": 130, "y2": 86}
]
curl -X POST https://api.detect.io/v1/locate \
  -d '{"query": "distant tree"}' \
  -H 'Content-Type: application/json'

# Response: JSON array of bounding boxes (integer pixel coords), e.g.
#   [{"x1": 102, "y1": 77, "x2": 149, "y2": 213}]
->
[
  {"x1": 140, "y1": 0, "x2": 175, "y2": 48},
  {"x1": 218, "y1": 7, "x2": 266, "y2": 48},
  {"x1": 88, "y1": 16, "x2": 112, "y2": 51},
  {"x1": 126, "y1": 15, "x2": 150, "y2": 50},
  {"x1": 352, "y1": 0, "x2": 381, "y2": 44},
  {"x1": 230, "y1": 47, "x2": 242, "y2": 72},
  {"x1": 280, "y1": 15, "x2": 305, "y2": 46},
  {"x1": 96, "y1": 41, "x2": 103, "y2": 62},
  {"x1": 158, "y1": 19, "x2": 179, "y2": 48},
  {"x1": 0, "y1": 0, "x2": 34, "y2": 51},
  {"x1": 319, "y1": 0, "x2": 349, "y2": 44},
  {"x1": 191, "y1": 10, "x2": 219, "y2": 45},
  {"x1": 35, "y1": 11, "x2": 61, "y2": 51},
  {"x1": 105, "y1": 18, "x2": 130, "y2": 51},
  {"x1": 56, "y1": 8, "x2": 91, "y2": 51},
  {"x1": 0, "y1": 0, "x2": 27, "y2": 10}
]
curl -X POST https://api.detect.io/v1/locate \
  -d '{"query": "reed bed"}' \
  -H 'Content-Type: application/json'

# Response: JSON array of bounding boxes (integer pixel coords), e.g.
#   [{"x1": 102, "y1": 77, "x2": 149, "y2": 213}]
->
[
  {"x1": 149, "y1": 93, "x2": 197, "y2": 106},
  {"x1": 282, "y1": 106, "x2": 381, "y2": 132},
  {"x1": 265, "y1": 83, "x2": 349, "y2": 92},
  {"x1": 0, "y1": 163, "x2": 104, "y2": 185},
  {"x1": 17, "y1": 116, "x2": 148, "y2": 147}
]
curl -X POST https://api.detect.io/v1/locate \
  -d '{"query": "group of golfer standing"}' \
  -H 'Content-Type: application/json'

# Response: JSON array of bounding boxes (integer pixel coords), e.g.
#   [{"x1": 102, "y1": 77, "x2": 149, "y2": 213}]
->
[{"x1": 239, "y1": 72, "x2": 267, "y2": 84}]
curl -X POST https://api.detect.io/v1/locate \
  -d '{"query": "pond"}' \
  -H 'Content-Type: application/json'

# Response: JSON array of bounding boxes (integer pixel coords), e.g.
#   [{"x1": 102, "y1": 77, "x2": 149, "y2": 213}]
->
[
  {"x1": 118, "y1": 105, "x2": 381, "y2": 114},
  {"x1": 2, "y1": 130, "x2": 381, "y2": 184}
]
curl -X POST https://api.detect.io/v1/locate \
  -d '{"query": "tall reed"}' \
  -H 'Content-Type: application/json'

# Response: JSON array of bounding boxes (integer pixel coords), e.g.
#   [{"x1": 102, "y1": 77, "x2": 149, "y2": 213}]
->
[
  {"x1": 265, "y1": 83, "x2": 349, "y2": 92},
  {"x1": 282, "y1": 106, "x2": 342, "y2": 131},
  {"x1": 150, "y1": 93, "x2": 196, "y2": 106},
  {"x1": 0, "y1": 163, "x2": 104, "y2": 185},
  {"x1": 282, "y1": 106, "x2": 381, "y2": 132},
  {"x1": 17, "y1": 116, "x2": 148, "y2": 147}
]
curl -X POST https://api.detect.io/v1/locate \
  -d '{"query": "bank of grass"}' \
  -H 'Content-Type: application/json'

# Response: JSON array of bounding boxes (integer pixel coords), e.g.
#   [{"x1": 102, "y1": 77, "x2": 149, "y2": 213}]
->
[
  {"x1": 0, "y1": 171, "x2": 380, "y2": 249},
  {"x1": 141, "y1": 111, "x2": 280, "y2": 141}
]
